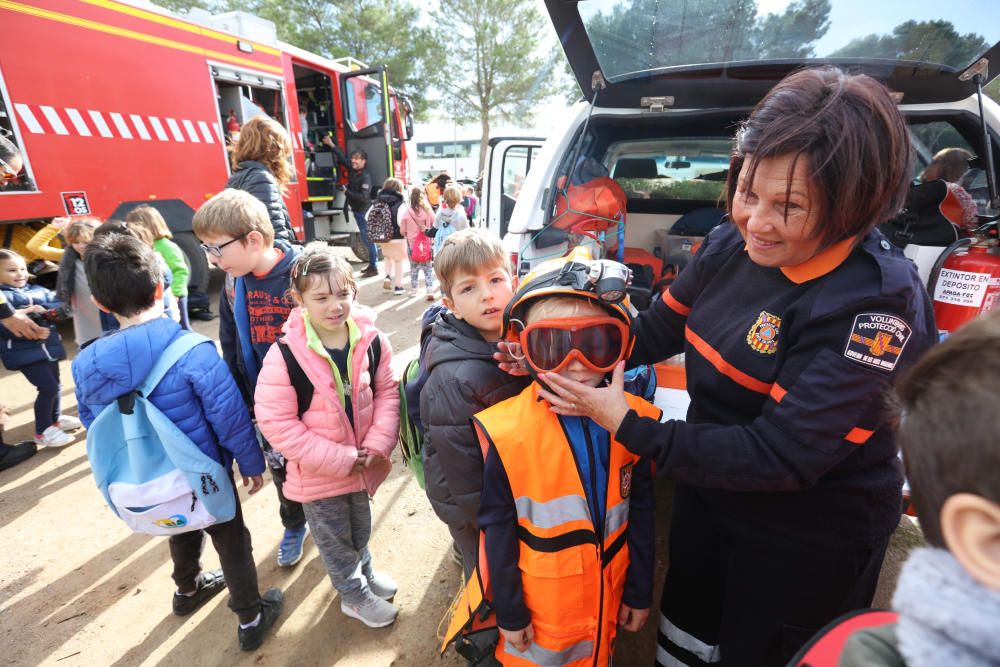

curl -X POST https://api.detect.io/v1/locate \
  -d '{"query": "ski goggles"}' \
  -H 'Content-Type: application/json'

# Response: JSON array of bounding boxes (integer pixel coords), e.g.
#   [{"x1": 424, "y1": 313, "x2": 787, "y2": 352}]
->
[{"x1": 509, "y1": 316, "x2": 630, "y2": 373}]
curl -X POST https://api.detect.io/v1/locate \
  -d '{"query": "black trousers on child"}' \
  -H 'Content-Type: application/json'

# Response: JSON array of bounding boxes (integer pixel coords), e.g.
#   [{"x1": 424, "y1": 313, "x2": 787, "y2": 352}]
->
[
  {"x1": 655, "y1": 484, "x2": 889, "y2": 667},
  {"x1": 168, "y1": 489, "x2": 261, "y2": 624},
  {"x1": 21, "y1": 360, "x2": 60, "y2": 435},
  {"x1": 258, "y1": 432, "x2": 306, "y2": 530}
]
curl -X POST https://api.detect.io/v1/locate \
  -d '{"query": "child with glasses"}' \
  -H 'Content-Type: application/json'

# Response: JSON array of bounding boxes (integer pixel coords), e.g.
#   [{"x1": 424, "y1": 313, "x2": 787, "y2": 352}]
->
[
  {"x1": 449, "y1": 251, "x2": 659, "y2": 666},
  {"x1": 255, "y1": 245, "x2": 400, "y2": 628},
  {"x1": 192, "y1": 189, "x2": 310, "y2": 569}
]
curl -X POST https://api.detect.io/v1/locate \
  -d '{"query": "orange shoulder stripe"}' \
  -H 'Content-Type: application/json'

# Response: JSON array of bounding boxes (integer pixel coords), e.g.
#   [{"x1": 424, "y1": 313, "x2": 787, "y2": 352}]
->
[
  {"x1": 685, "y1": 327, "x2": 772, "y2": 395},
  {"x1": 662, "y1": 289, "x2": 691, "y2": 317},
  {"x1": 844, "y1": 427, "x2": 874, "y2": 445}
]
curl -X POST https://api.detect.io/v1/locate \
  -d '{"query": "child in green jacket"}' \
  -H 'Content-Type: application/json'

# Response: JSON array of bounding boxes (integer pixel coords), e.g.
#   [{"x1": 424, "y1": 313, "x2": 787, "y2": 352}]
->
[{"x1": 125, "y1": 205, "x2": 191, "y2": 329}]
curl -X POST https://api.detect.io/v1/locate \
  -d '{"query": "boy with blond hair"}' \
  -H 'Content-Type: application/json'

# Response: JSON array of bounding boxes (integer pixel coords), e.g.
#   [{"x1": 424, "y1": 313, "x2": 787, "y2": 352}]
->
[
  {"x1": 193, "y1": 188, "x2": 309, "y2": 567},
  {"x1": 419, "y1": 229, "x2": 529, "y2": 577},
  {"x1": 432, "y1": 183, "x2": 469, "y2": 256}
]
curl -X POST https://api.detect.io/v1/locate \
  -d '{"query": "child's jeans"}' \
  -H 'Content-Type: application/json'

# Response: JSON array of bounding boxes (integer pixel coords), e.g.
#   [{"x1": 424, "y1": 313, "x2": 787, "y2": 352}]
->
[
  {"x1": 410, "y1": 260, "x2": 433, "y2": 290},
  {"x1": 169, "y1": 487, "x2": 261, "y2": 624},
  {"x1": 20, "y1": 360, "x2": 60, "y2": 435},
  {"x1": 303, "y1": 491, "x2": 375, "y2": 604}
]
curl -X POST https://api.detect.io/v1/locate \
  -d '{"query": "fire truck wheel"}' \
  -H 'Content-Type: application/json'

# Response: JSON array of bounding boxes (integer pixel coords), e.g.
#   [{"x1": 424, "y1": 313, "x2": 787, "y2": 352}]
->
[
  {"x1": 350, "y1": 232, "x2": 382, "y2": 264},
  {"x1": 173, "y1": 231, "x2": 210, "y2": 294}
]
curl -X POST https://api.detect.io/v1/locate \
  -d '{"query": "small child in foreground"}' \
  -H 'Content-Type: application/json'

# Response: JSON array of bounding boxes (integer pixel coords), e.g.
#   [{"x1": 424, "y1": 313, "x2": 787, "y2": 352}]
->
[{"x1": 255, "y1": 245, "x2": 401, "y2": 628}]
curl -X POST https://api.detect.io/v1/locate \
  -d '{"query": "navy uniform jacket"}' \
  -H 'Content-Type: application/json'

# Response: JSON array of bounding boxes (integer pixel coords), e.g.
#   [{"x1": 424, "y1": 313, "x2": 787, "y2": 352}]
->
[{"x1": 616, "y1": 222, "x2": 936, "y2": 549}]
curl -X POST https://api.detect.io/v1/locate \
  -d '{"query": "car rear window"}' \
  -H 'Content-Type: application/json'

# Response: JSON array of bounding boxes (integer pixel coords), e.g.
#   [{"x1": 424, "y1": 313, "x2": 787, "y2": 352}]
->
[
  {"x1": 578, "y1": 0, "x2": 1000, "y2": 83},
  {"x1": 607, "y1": 138, "x2": 731, "y2": 202}
]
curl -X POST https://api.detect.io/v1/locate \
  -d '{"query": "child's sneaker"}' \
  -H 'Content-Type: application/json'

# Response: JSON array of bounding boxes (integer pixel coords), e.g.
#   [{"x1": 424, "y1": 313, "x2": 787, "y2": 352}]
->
[
  {"x1": 425, "y1": 290, "x2": 436, "y2": 302},
  {"x1": 35, "y1": 425, "x2": 74, "y2": 448},
  {"x1": 238, "y1": 588, "x2": 284, "y2": 651},
  {"x1": 277, "y1": 524, "x2": 309, "y2": 567},
  {"x1": 57, "y1": 415, "x2": 83, "y2": 432},
  {"x1": 341, "y1": 592, "x2": 398, "y2": 628},
  {"x1": 172, "y1": 569, "x2": 226, "y2": 616},
  {"x1": 382, "y1": 277, "x2": 392, "y2": 290},
  {"x1": 365, "y1": 570, "x2": 398, "y2": 600},
  {"x1": 393, "y1": 286, "x2": 405, "y2": 296}
]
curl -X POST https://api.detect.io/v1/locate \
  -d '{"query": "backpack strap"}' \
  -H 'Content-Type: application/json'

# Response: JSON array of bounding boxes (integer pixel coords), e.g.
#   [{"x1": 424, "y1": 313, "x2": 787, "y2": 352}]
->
[
  {"x1": 367, "y1": 335, "x2": 381, "y2": 400},
  {"x1": 139, "y1": 332, "x2": 213, "y2": 396},
  {"x1": 277, "y1": 339, "x2": 314, "y2": 419}
]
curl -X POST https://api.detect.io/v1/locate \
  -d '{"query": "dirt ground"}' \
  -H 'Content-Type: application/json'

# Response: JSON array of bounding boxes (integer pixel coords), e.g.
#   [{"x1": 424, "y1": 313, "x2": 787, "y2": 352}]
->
[{"x1": 0, "y1": 249, "x2": 923, "y2": 666}]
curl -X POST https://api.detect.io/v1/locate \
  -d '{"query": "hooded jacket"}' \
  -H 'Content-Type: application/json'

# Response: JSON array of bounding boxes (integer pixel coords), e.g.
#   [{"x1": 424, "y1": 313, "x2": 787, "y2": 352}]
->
[
  {"x1": 254, "y1": 305, "x2": 399, "y2": 502},
  {"x1": 0, "y1": 283, "x2": 66, "y2": 370},
  {"x1": 372, "y1": 188, "x2": 405, "y2": 239},
  {"x1": 226, "y1": 160, "x2": 295, "y2": 243},
  {"x1": 72, "y1": 317, "x2": 263, "y2": 476},
  {"x1": 219, "y1": 240, "x2": 301, "y2": 404},
  {"x1": 419, "y1": 310, "x2": 530, "y2": 528},
  {"x1": 432, "y1": 206, "x2": 468, "y2": 255}
]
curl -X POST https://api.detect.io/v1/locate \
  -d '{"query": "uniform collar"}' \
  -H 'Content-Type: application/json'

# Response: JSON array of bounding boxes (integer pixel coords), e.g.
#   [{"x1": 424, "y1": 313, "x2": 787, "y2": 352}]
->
[{"x1": 779, "y1": 235, "x2": 857, "y2": 284}]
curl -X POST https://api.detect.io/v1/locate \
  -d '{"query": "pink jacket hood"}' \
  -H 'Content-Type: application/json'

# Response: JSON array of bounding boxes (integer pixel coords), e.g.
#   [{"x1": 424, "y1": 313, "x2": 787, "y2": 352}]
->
[{"x1": 254, "y1": 305, "x2": 400, "y2": 503}]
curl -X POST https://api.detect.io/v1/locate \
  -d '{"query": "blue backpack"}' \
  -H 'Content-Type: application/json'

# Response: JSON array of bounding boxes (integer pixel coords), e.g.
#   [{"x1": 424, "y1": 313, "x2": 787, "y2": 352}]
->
[{"x1": 86, "y1": 333, "x2": 237, "y2": 535}]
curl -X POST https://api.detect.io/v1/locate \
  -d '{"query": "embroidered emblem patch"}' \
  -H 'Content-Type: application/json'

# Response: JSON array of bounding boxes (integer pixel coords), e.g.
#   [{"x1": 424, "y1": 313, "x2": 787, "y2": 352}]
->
[
  {"x1": 619, "y1": 462, "x2": 634, "y2": 499},
  {"x1": 746, "y1": 311, "x2": 781, "y2": 355},
  {"x1": 844, "y1": 313, "x2": 912, "y2": 372}
]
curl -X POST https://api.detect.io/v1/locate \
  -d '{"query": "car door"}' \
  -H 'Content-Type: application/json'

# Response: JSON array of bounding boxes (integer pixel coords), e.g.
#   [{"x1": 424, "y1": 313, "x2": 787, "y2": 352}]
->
[
  {"x1": 483, "y1": 137, "x2": 544, "y2": 240},
  {"x1": 341, "y1": 67, "x2": 394, "y2": 189}
]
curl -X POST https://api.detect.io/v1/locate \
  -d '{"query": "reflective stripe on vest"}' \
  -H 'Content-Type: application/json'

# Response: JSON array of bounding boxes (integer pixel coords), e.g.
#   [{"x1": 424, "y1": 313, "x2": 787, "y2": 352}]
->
[
  {"x1": 505, "y1": 637, "x2": 596, "y2": 667},
  {"x1": 515, "y1": 494, "x2": 591, "y2": 530},
  {"x1": 469, "y1": 383, "x2": 662, "y2": 667}
]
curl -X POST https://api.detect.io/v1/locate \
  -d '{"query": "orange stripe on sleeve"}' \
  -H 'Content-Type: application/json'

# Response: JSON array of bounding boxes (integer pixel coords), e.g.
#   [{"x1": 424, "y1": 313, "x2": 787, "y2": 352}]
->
[
  {"x1": 685, "y1": 327, "x2": 772, "y2": 395},
  {"x1": 662, "y1": 289, "x2": 691, "y2": 317},
  {"x1": 769, "y1": 383, "x2": 787, "y2": 403},
  {"x1": 844, "y1": 427, "x2": 874, "y2": 445}
]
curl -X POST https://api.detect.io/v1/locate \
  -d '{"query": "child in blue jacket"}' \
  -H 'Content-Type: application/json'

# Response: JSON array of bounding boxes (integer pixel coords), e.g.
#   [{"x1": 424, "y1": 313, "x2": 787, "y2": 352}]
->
[
  {"x1": 71, "y1": 234, "x2": 283, "y2": 652},
  {"x1": 0, "y1": 249, "x2": 80, "y2": 447}
]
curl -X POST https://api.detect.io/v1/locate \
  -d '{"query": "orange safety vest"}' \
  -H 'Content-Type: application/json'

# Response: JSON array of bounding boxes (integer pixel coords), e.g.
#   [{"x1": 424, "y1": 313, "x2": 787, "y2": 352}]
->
[{"x1": 442, "y1": 384, "x2": 661, "y2": 667}]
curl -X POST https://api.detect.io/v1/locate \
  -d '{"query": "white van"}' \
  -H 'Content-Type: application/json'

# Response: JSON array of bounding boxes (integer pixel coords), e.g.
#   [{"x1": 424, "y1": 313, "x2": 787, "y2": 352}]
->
[{"x1": 484, "y1": 1, "x2": 1000, "y2": 287}]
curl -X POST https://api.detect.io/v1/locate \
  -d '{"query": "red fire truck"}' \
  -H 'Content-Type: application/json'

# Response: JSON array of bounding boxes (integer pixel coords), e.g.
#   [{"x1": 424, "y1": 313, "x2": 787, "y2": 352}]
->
[{"x1": 0, "y1": 0, "x2": 414, "y2": 306}]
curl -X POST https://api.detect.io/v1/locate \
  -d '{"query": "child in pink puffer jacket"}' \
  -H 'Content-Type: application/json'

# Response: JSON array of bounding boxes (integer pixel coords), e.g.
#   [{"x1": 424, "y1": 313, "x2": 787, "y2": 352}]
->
[{"x1": 255, "y1": 244, "x2": 401, "y2": 628}]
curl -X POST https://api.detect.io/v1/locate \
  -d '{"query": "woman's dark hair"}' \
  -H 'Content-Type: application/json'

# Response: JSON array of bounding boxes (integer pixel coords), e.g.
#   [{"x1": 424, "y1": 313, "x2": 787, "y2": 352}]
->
[{"x1": 726, "y1": 67, "x2": 911, "y2": 247}]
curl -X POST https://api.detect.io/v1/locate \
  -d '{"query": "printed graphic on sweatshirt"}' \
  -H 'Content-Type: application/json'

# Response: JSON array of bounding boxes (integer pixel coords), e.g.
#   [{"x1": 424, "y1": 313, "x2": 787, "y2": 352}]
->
[
  {"x1": 246, "y1": 289, "x2": 292, "y2": 345},
  {"x1": 844, "y1": 313, "x2": 911, "y2": 372}
]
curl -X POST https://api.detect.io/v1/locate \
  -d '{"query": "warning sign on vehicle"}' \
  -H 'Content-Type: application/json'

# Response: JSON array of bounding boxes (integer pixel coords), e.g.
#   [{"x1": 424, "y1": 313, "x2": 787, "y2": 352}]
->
[{"x1": 933, "y1": 268, "x2": 992, "y2": 308}]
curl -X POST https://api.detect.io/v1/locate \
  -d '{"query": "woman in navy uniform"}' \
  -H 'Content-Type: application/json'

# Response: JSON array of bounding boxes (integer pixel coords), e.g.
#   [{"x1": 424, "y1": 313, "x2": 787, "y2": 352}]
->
[{"x1": 537, "y1": 67, "x2": 938, "y2": 666}]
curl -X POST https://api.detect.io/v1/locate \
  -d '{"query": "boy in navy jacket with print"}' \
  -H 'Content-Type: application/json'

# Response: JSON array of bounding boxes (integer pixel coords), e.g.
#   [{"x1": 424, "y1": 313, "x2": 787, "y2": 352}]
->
[
  {"x1": 72, "y1": 234, "x2": 283, "y2": 651},
  {"x1": 192, "y1": 188, "x2": 308, "y2": 568}
]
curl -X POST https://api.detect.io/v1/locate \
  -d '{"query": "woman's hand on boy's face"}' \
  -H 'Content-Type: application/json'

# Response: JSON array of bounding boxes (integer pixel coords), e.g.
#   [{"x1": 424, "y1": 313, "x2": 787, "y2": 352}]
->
[
  {"x1": 537, "y1": 362, "x2": 631, "y2": 434},
  {"x1": 499, "y1": 624, "x2": 534, "y2": 652},
  {"x1": 494, "y1": 341, "x2": 529, "y2": 376}
]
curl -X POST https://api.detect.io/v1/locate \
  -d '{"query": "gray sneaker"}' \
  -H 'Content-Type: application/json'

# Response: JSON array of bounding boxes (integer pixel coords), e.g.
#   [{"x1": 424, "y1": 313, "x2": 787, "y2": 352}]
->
[
  {"x1": 365, "y1": 570, "x2": 398, "y2": 600},
  {"x1": 340, "y1": 592, "x2": 398, "y2": 628}
]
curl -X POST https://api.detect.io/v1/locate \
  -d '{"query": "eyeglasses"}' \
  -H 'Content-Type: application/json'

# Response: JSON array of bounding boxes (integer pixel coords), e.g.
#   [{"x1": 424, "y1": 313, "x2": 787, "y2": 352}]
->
[
  {"x1": 510, "y1": 316, "x2": 630, "y2": 374},
  {"x1": 0, "y1": 158, "x2": 19, "y2": 182},
  {"x1": 200, "y1": 232, "x2": 249, "y2": 258}
]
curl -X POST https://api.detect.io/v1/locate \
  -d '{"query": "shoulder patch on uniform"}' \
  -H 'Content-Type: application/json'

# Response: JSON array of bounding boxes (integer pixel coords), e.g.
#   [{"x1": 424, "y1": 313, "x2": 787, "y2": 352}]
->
[
  {"x1": 746, "y1": 310, "x2": 781, "y2": 355},
  {"x1": 844, "y1": 313, "x2": 912, "y2": 372}
]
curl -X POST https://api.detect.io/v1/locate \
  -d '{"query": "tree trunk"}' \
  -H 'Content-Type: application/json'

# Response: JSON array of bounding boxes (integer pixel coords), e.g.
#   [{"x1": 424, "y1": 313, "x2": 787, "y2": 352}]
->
[{"x1": 478, "y1": 111, "x2": 490, "y2": 180}]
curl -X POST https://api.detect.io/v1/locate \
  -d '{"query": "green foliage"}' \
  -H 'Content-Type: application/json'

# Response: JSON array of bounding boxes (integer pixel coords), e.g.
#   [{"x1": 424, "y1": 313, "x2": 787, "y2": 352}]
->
[
  {"x1": 431, "y1": 0, "x2": 559, "y2": 174},
  {"x1": 582, "y1": 0, "x2": 831, "y2": 78},
  {"x1": 830, "y1": 20, "x2": 988, "y2": 68},
  {"x1": 153, "y1": 0, "x2": 440, "y2": 117}
]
